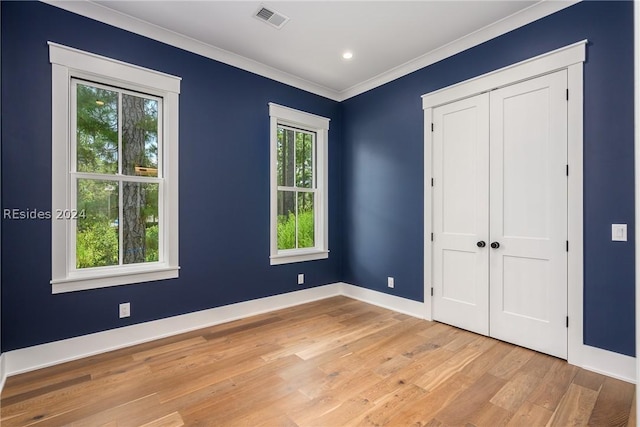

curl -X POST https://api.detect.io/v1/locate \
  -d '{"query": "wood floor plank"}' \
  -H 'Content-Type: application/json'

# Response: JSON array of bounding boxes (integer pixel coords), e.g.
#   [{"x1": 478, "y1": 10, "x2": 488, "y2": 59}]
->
[
  {"x1": 1, "y1": 296, "x2": 633, "y2": 427},
  {"x1": 358, "y1": 383, "x2": 425, "y2": 426},
  {"x1": 490, "y1": 372, "x2": 542, "y2": 412},
  {"x1": 385, "y1": 372, "x2": 475, "y2": 426},
  {"x1": 528, "y1": 357, "x2": 579, "y2": 411},
  {"x1": 573, "y1": 368, "x2": 606, "y2": 392},
  {"x1": 547, "y1": 383, "x2": 599, "y2": 426},
  {"x1": 0, "y1": 374, "x2": 92, "y2": 407},
  {"x1": 488, "y1": 346, "x2": 536, "y2": 380},
  {"x1": 507, "y1": 400, "x2": 554, "y2": 426},
  {"x1": 131, "y1": 337, "x2": 208, "y2": 362},
  {"x1": 587, "y1": 376, "x2": 635, "y2": 427},
  {"x1": 468, "y1": 401, "x2": 512, "y2": 427},
  {"x1": 138, "y1": 411, "x2": 185, "y2": 427},
  {"x1": 628, "y1": 391, "x2": 637, "y2": 427},
  {"x1": 433, "y1": 372, "x2": 507, "y2": 425},
  {"x1": 460, "y1": 339, "x2": 513, "y2": 380},
  {"x1": 64, "y1": 394, "x2": 171, "y2": 427}
]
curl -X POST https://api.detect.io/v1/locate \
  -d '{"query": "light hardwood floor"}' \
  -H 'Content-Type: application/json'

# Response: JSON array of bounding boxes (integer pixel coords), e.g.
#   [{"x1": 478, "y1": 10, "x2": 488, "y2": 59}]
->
[{"x1": 1, "y1": 296, "x2": 635, "y2": 426}]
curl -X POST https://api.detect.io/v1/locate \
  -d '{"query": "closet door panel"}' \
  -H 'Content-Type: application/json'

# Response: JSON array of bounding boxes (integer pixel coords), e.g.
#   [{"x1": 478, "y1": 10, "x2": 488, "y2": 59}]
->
[
  {"x1": 432, "y1": 93, "x2": 490, "y2": 335},
  {"x1": 489, "y1": 70, "x2": 568, "y2": 359}
]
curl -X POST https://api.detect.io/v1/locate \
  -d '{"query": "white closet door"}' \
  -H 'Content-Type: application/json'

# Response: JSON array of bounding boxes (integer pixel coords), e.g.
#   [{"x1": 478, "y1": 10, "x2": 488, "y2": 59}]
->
[
  {"x1": 488, "y1": 70, "x2": 568, "y2": 358},
  {"x1": 432, "y1": 93, "x2": 490, "y2": 335}
]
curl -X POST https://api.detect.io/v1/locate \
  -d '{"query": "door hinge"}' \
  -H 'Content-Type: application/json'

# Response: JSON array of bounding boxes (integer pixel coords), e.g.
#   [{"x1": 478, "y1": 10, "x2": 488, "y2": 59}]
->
[
  {"x1": 566, "y1": 316, "x2": 569, "y2": 327},
  {"x1": 566, "y1": 241, "x2": 569, "y2": 252},
  {"x1": 431, "y1": 232, "x2": 434, "y2": 241},
  {"x1": 431, "y1": 123, "x2": 434, "y2": 132},
  {"x1": 566, "y1": 164, "x2": 569, "y2": 176},
  {"x1": 431, "y1": 178, "x2": 434, "y2": 187},
  {"x1": 431, "y1": 287, "x2": 434, "y2": 296},
  {"x1": 566, "y1": 89, "x2": 569, "y2": 101}
]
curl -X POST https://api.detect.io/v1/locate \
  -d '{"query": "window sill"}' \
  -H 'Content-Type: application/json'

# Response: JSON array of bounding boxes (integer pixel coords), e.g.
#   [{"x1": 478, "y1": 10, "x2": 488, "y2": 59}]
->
[
  {"x1": 51, "y1": 265, "x2": 180, "y2": 294},
  {"x1": 270, "y1": 249, "x2": 329, "y2": 265}
]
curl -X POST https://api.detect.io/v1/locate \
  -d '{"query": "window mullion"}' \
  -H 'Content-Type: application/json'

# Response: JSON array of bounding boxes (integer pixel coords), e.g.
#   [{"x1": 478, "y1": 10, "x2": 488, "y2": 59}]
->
[
  {"x1": 118, "y1": 177, "x2": 124, "y2": 266},
  {"x1": 312, "y1": 133, "x2": 317, "y2": 189},
  {"x1": 117, "y1": 92, "x2": 124, "y2": 266},
  {"x1": 69, "y1": 81, "x2": 78, "y2": 273},
  {"x1": 118, "y1": 92, "x2": 123, "y2": 175},
  {"x1": 294, "y1": 190, "x2": 299, "y2": 249},
  {"x1": 157, "y1": 100, "x2": 164, "y2": 179},
  {"x1": 70, "y1": 177, "x2": 78, "y2": 272}
]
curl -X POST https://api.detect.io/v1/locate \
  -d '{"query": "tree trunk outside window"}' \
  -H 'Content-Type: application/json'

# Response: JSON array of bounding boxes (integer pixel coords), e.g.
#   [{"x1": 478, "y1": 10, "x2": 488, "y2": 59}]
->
[{"x1": 122, "y1": 94, "x2": 147, "y2": 264}]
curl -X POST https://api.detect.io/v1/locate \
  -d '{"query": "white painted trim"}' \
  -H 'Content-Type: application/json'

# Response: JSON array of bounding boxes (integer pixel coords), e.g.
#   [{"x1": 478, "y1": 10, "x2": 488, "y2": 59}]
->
[
  {"x1": 49, "y1": 43, "x2": 180, "y2": 293},
  {"x1": 0, "y1": 353, "x2": 6, "y2": 395},
  {"x1": 340, "y1": 283, "x2": 426, "y2": 319},
  {"x1": 577, "y1": 344, "x2": 636, "y2": 384},
  {"x1": 423, "y1": 42, "x2": 590, "y2": 367},
  {"x1": 341, "y1": 1, "x2": 579, "y2": 100},
  {"x1": 268, "y1": 103, "x2": 330, "y2": 265},
  {"x1": 422, "y1": 40, "x2": 587, "y2": 109},
  {"x1": 566, "y1": 61, "x2": 586, "y2": 374},
  {"x1": 268, "y1": 103, "x2": 330, "y2": 131},
  {"x1": 3, "y1": 282, "x2": 634, "y2": 383},
  {"x1": 51, "y1": 267, "x2": 180, "y2": 294},
  {"x1": 42, "y1": 0, "x2": 338, "y2": 101},
  {"x1": 423, "y1": 110, "x2": 433, "y2": 322},
  {"x1": 48, "y1": 42, "x2": 181, "y2": 93},
  {"x1": 5, "y1": 284, "x2": 343, "y2": 376},
  {"x1": 42, "y1": 0, "x2": 578, "y2": 101}
]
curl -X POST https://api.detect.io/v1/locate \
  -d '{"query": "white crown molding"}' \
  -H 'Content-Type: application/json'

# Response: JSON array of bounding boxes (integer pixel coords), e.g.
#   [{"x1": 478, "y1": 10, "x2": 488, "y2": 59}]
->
[
  {"x1": 41, "y1": 0, "x2": 579, "y2": 102},
  {"x1": 338, "y1": 0, "x2": 580, "y2": 100},
  {"x1": 41, "y1": 0, "x2": 341, "y2": 100}
]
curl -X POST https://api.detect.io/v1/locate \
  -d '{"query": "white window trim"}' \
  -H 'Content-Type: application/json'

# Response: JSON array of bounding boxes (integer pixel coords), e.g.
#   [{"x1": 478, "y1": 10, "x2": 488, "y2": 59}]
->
[
  {"x1": 49, "y1": 42, "x2": 181, "y2": 294},
  {"x1": 269, "y1": 103, "x2": 329, "y2": 265}
]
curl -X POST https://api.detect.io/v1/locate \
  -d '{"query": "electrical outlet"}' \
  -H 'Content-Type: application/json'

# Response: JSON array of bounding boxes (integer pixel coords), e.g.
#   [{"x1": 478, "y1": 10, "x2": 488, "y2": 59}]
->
[
  {"x1": 298, "y1": 274, "x2": 304, "y2": 285},
  {"x1": 119, "y1": 302, "x2": 131, "y2": 318},
  {"x1": 387, "y1": 277, "x2": 395, "y2": 288},
  {"x1": 612, "y1": 224, "x2": 627, "y2": 241}
]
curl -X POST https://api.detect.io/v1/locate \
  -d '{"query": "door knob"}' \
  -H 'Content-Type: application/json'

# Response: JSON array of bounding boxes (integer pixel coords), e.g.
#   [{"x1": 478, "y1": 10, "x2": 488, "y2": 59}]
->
[
  {"x1": 490, "y1": 242, "x2": 500, "y2": 249},
  {"x1": 477, "y1": 241, "x2": 486, "y2": 248}
]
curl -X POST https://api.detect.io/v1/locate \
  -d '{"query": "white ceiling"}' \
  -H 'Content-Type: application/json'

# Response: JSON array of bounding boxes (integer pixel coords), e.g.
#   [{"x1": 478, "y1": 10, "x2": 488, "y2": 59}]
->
[{"x1": 46, "y1": 1, "x2": 578, "y2": 100}]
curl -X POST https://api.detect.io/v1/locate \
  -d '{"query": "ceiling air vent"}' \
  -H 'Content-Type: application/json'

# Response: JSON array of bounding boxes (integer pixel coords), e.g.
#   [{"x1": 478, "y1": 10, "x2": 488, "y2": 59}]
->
[{"x1": 254, "y1": 5, "x2": 289, "y2": 29}]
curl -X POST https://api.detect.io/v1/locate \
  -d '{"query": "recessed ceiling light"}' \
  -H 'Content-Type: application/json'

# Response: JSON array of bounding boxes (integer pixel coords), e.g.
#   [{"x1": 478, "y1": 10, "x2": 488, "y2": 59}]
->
[{"x1": 342, "y1": 51, "x2": 353, "y2": 60}]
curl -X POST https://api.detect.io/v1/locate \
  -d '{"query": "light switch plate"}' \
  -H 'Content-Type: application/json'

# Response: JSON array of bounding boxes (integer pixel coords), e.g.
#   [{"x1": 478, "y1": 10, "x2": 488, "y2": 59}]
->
[{"x1": 612, "y1": 224, "x2": 627, "y2": 242}]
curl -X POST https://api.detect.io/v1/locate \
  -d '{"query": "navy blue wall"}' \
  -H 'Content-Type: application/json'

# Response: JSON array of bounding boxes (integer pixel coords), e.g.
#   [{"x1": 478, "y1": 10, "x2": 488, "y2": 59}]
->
[
  {"x1": 1, "y1": 1, "x2": 342, "y2": 351},
  {"x1": 1, "y1": 1, "x2": 635, "y2": 358},
  {"x1": 342, "y1": 1, "x2": 635, "y2": 356}
]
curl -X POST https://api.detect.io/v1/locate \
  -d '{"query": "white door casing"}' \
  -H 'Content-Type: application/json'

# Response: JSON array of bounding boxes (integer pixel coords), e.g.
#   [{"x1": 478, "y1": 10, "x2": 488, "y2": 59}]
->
[{"x1": 424, "y1": 41, "x2": 585, "y2": 362}]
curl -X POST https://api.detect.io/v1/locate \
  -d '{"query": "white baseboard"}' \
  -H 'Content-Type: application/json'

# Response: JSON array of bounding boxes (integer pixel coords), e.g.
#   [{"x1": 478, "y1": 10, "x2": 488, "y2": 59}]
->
[
  {"x1": 572, "y1": 343, "x2": 636, "y2": 383},
  {"x1": 5, "y1": 284, "x2": 342, "y2": 376},
  {"x1": 339, "y1": 282, "x2": 426, "y2": 319},
  {"x1": 3, "y1": 282, "x2": 636, "y2": 385},
  {"x1": 0, "y1": 353, "x2": 6, "y2": 394}
]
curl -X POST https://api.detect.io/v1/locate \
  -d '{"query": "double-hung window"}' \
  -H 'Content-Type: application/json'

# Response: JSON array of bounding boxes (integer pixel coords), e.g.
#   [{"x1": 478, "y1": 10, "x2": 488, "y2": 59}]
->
[
  {"x1": 49, "y1": 43, "x2": 180, "y2": 293},
  {"x1": 269, "y1": 103, "x2": 329, "y2": 265}
]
